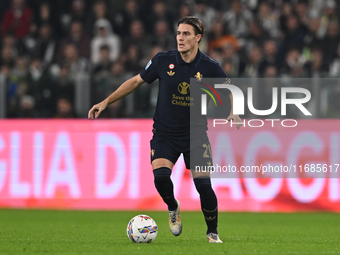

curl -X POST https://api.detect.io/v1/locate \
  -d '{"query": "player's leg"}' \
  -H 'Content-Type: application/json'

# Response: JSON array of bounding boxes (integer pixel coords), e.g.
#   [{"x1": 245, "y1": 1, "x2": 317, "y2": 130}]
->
[
  {"x1": 184, "y1": 137, "x2": 222, "y2": 243},
  {"x1": 152, "y1": 158, "x2": 177, "y2": 210},
  {"x1": 152, "y1": 158, "x2": 182, "y2": 236},
  {"x1": 191, "y1": 170, "x2": 221, "y2": 243},
  {"x1": 151, "y1": 135, "x2": 182, "y2": 236}
]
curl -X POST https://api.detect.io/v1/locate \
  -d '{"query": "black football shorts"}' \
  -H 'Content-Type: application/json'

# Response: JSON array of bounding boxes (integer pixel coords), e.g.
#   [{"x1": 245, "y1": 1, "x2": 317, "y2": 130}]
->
[{"x1": 150, "y1": 129, "x2": 213, "y2": 170}]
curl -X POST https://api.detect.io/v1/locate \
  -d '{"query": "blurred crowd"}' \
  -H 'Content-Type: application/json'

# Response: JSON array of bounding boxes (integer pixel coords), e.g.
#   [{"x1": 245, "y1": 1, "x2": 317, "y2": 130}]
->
[{"x1": 1, "y1": 0, "x2": 340, "y2": 118}]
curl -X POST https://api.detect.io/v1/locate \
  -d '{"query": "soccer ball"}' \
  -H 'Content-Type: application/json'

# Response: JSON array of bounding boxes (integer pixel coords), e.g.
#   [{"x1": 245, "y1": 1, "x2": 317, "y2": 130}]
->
[{"x1": 126, "y1": 215, "x2": 158, "y2": 243}]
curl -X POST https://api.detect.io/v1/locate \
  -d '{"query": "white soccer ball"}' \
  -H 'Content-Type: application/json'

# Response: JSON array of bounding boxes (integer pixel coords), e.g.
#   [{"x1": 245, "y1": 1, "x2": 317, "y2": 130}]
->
[{"x1": 126, "y1": 215, "x2": 158, "y2": 243}]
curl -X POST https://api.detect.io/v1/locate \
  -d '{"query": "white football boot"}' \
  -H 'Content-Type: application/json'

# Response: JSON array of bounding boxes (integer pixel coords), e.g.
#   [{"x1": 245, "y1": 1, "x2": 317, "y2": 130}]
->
[
  {"x1": 207, "y1": 233, "x2": 223, "y2": 243},
  {"x1": 168, "y1": 199, "x2": 182, "y2": 236}
]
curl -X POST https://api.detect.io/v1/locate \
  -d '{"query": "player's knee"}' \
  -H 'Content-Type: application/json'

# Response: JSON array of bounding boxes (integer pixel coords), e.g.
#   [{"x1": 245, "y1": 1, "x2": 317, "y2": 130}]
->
[
  {"x1": 194, "y1": 177, "x2": 212, "y2": 194},
  {"x1": 153, "y1": 167, "x2": 172, "y2": 184}
]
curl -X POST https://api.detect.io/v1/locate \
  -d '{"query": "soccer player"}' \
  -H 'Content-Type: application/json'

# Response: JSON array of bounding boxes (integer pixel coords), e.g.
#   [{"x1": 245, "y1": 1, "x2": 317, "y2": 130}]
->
[{"x1": 88, "y1": 16, "x2": 242, "y2": 243}]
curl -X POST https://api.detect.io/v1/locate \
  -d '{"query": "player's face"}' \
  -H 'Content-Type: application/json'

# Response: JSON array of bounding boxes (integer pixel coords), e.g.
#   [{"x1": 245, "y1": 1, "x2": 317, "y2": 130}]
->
[{"x1": 177, "y1": 24, "x2": 201, "y2": 53}]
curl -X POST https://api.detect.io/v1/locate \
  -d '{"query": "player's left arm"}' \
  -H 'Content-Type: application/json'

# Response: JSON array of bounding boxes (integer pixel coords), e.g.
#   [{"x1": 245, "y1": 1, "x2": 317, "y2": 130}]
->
[{"x1": 227, "y1": 93, "x2": 242, "y2": 129}]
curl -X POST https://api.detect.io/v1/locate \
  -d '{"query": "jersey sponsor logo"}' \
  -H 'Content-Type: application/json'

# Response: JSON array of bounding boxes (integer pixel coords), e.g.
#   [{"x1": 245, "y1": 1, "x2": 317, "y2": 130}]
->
[
  {"x1": 145, "y1": 60, "x2": 152, "y2": 70},
  {"x1": 151, "y1": 149, "x2": 155, "y2": 157},
  {"x1": 195, "y1": 72, "x2": 203, "y2": 81},
  {"x1": 167, "y1": 70, "x2": 175, "y2": 76},
  {"x1": 178, "y1": 82, "x2": 190, "y2": 94},
  {"x1": 169, "y1": 64, "x2": 175, "y2": 69}
]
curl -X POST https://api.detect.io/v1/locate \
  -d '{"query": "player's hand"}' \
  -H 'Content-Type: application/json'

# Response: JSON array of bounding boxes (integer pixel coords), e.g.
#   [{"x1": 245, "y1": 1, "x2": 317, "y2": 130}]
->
[
  {"x1": 227, "y1": 114, "x2": 242, "y2": 130},
  {"x1": 88, "y1": 101, "x2": 107, "y2": 120}
]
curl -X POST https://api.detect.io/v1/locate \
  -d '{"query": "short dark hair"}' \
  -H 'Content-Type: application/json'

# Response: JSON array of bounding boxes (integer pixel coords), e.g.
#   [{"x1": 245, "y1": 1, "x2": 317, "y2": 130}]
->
[{"x1": 177, "y1": 16, "x2": 204, "y2": 42}]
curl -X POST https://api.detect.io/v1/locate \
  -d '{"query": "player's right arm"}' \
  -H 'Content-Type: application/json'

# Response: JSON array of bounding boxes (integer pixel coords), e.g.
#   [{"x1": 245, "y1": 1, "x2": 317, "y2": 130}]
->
[{"x1": 88, "y1": 74, "x2": 145, "y2": 119}]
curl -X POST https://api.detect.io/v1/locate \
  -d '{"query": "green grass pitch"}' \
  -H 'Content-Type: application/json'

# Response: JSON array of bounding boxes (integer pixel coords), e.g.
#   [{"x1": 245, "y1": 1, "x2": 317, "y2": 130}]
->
[{"x1": 0, "y1": 209, "x2": 339, "y2": 255}]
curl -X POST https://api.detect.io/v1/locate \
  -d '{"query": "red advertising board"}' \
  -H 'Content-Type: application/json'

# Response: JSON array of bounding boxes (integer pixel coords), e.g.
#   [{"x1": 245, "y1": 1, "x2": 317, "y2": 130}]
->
[{"x1": 0, "y1": 119, "x2": 339, "y2": 211}]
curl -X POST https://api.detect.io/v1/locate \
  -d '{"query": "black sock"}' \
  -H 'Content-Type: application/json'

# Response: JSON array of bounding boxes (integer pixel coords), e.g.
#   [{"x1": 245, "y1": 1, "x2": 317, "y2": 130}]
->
[
  {"x1": 194, "y1": 177, "x2": 218, "y2": 234},
  {"x1": 153, "y1": 167, "x2": 178, "y2": 211}
]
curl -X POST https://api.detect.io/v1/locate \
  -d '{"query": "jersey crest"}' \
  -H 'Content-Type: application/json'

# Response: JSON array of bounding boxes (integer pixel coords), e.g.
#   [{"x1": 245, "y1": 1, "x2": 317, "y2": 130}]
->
[{"x1": 195, "y1": 72, "x2": 203, "y2": 81}]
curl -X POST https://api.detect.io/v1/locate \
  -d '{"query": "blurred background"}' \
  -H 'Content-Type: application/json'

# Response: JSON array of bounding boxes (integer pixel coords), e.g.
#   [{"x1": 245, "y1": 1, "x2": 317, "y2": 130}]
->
[
  {"x1": 1, "y1": 0, "x2": 340, "y2": 119},
  {"x1": 0, "y1": 0, "x2": 339, "y2": 212}
]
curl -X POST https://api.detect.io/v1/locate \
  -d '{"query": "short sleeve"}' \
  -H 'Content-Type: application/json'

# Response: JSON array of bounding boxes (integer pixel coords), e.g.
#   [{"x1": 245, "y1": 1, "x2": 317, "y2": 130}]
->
[
  {"x1": 212, "y1": 62, "x2": 231, "y2": 96},
  {"x1": 140, "y1": 53, "x2": 160, "y2": 84}
]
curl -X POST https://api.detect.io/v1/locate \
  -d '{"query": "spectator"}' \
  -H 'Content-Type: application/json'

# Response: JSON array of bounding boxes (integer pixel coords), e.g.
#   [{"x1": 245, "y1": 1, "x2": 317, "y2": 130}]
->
[
  {"x1": 208, "y1": 21, "x2": 239, "y2": 54},
  {"x1": 10, "y1": 54, "x2": 28, "y2": 82},
  {"x1": 257, "y1": 1, "x2": 279, "y2": 38},
  {"x1": 278, "y1": 15, "x2": 307, "y2": 68},
  {"x1": 145, "y1": 0, "x2": 174, "y2": 34},
  {"x1": 6, "y1": 79, "x2": 29, "y2": 118},
  {"x1": 329, "y1": 42, "x2": 340, "y2": 76},
  {"x1": 194, "y1": 0, "x2": 217, "y2": 33},
  {"x1": 240, "y1": 46, "x2": 263, "y2": 77},
  {"x1": 220, "y1": 43, "x2": 240, "y2": 77},
  {"x1": 21, "y1": 20, "x2": 39, "y2": 55},
  {"x1": 150, "y1": 20, "x2": 176, "y2": 51},
  {"x1": 124, "y1": 44, "x2": 142, "y2": 74},
  {"x1": 92, "y1": 45, "x2": 115, "y2": 104},
  {"x1": 54, "y1": 97, "x2": 77, "y2": 118},
  {"x1": 96, "y1": 61, "x2": 131, "y2": 117},
  {"x1": 263, "y1": 65, "x2": 278, "y2": 78},
  {"x1": 294, "y1": 1, "x2": 309, "y2": 31},
  {"x1": 58, "y1": 21, "x2": 91, "y2": 60},
  {"x1": 222, "y1": 0, "x2": 253, "y2": 47},
  {"x1": 18, "y1": 95, "x2": 37, "y2": 118},
  {"x1": 123, "y1": 20, "x2": 151, "y2": 60},
  {"x1": 305, "y1": 47, "x2": 328, "y2": 77},
  {"x1": 91, "y1": 18, "x2": 120, "y2": 64},
  {"x1": 303, "y1": 18, "x2": 324, "y2": 51},
  {"x1": 281, "y1": 48, "x2": 308, "y2": 77},
  {"x1": 33, "y1": 2, "x2": 62, "y2": 38},
  {"x1": 321, "y1": 0, "x2": 339, "y2": 24},
  {"x1": 0, "y1": 45, "x2": 15, "y2": 68},
  {"x1": 322, "y1": 21, "x2": 340, "y2": 67},
  {"x1": 244, "y1": 20, "x2": 270, "y2": 53},
  {"x1": 3, "y1": 32, "x2": 28, "y2": 61},
  {"x1": 173, "y1": 3, "x2": 193, "y2": 32},
  {"x1": 176, "y1": 3, "x2": 192, "y2": 22},
  {"x1": 1, "y1": 0, "x2": 33, "y2": 39},
  {"x1": 70, "y1": 0, "x2": 88, "y2": 26},
  {"x1": 259, "y1": 40, "x2": 279, "y2": 76},
  {"x1": 29, "y1": 23, "x2": 57, "y2": 68},
  {"x1": 55, "y1": 65, "x2": 75, "y2": 105},
  {"x1": 86, "y1": 0, "x2": 113, "y2": 37},
  {"x1": 279, "y1": 2, "x2": 294, "y2": 35},
  {"x1": 114, "y1": 0, "x2": 142, "y2": 37},
  {"x1": 60, "y1": 43, "x2": 91, "y2": 82},
  {"x1": 0, "y1": 65, "x2": 11, "y2": 79},
  {"x1": 1, "y1": 33, "x2": 19, "y2": 54},
  {"x1": 26, "y1": 57, "x2": 57, "y2": 117},
  {"x1": 284, "y1": 15, "x2": 307, "y2": 49},
  {"x1": 222, "y1": 61, "x2": 236, "y2": 78},
  {"x1": 93, "y1": 45, "x2": 114, "y2": 75}
]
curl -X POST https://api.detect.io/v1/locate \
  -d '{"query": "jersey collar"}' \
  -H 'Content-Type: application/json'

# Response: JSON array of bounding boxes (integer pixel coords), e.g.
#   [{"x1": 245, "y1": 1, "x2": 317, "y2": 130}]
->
[{"x1": 176, "y1": 49, "x2": 202, "y2": 67}]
